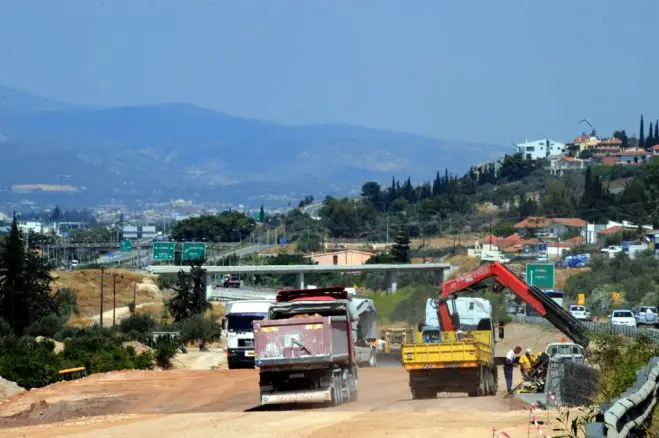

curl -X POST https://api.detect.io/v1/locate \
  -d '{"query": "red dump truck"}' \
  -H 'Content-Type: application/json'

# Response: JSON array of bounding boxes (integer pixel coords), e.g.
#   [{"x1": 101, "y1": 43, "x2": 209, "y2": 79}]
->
[{"x1": 253, "y1": 287, "x2": 359, "y2": 407}]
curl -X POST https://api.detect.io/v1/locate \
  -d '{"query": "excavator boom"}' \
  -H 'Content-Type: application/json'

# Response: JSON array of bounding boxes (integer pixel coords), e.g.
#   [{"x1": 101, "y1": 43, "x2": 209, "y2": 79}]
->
[{"x1": 437, "y1": 262, "x2": 589, "y2": 348}]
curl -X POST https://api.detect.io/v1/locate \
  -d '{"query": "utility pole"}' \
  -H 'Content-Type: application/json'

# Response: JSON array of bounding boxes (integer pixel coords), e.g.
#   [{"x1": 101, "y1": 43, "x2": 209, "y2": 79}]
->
[
  {"x1": 113, "y1": 273, "x2": 117, "y2": 326},
  {"x1": 99, "y1": 267, "x2": 106, "y2": 327},
  {"x1": 112, "y1": 272, "x2": 124, "y2": 327}
]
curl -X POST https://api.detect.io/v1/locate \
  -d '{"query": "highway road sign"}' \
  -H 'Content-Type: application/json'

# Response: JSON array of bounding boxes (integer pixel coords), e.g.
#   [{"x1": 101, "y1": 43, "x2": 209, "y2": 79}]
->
[
  {"x1": 153, "y1": 242, "x2": 175, "y2": 261},
  {"x1": 182, "y1": 242, "x2": 206, "y2": 261},
  {"x1": 525, "y1": 263, "x2": 555, "y2": 289},
  {"x1": 120, "y1": 240, "x2": 132, "y2": 252}
]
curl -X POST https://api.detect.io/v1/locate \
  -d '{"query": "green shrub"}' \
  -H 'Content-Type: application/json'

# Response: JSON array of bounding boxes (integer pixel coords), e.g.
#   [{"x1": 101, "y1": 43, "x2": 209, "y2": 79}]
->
[
  {"x1": 154, "y1": 336, "x2": 178, "y2": 368},
  {"x1": 0, "y1": 336, "x2": 62, "y2": 389},
  {"x1": 119, "y1": 313, "x2": 157, "y2": 342},
  {"x1": 53, "y1": 288, "x2": 79, "y2": 317},
  {"x1": 589, "y1": 333, "x2": 659, "y2": 401},
  {"x1": 25, "y1": 314, "x2": 68, "y2": 338},
  {"x1": 134, "y1": 351, "x2": 155, "y2": 370},
  {"x1": 177, "y1": 314, "x2": 222, "y2": 344},
  {"x1": 61, "y1": 327, "x2": 138, "y2": 373}
]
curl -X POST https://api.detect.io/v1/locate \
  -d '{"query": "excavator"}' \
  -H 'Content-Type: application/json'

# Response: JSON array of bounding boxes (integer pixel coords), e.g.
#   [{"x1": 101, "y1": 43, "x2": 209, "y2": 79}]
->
[{"x1": 401, "y1": 261, "x2": 589, "y2": 399}]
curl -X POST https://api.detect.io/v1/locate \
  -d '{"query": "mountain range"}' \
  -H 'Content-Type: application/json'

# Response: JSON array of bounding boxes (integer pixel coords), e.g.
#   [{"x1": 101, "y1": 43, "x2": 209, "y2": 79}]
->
[{"x1": 0, "y1": 85, "x2": 508, "y2": 209}]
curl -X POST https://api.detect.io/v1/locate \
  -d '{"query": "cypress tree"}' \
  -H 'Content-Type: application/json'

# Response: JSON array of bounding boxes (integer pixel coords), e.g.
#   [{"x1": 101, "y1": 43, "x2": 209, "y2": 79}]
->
[
  {"x1": 648, "y1": 122, "x2": 654, "y2": 149},
  {"x1": 640, "y1": 115, "x2": 645, "y2": 148},
  {"x1": 391, "y1": 224, "x2": 410, "y2": 263},
  {"x1": 259, "y1": 204, "x2": 265, "y2": 223},
  {"x1": 655, "y1": 121, "x2": 659, "y2": 146}
]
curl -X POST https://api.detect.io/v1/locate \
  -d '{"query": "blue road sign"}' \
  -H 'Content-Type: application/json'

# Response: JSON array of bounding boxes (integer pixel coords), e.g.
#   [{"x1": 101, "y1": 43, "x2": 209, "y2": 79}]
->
[
  {"x1": 279, "y1": 237, "x2": 288, "y2": 245},
  {"x1": 108, "y1": 251, "x2": 115, "y2": 258},
  {"x1": 62, "y1": 232, "x2": 69, "y2": 238}
]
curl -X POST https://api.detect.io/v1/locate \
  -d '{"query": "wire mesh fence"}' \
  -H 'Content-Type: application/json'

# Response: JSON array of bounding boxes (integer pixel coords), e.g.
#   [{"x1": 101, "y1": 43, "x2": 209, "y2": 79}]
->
[{"x1": 546, "y1": 357, "x2": 599, "y2": 407}]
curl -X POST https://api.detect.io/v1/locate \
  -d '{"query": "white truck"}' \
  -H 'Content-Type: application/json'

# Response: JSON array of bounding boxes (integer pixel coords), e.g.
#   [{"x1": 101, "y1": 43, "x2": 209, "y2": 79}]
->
[
  {"x1": 222, "y1": 299, "x2": 275, "y2": 369},
  {"x1": 347, "y1": 289, "x2": 378, "y2": 367}
]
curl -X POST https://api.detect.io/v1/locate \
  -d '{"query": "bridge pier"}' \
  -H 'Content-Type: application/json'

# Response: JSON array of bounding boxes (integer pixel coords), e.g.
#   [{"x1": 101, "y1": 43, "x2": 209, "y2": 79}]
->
[
  {"x1": 434, "y1": 268, "x2": 445, "y2": 285},
  {"x1": 206, "y1": 274, "x2": 214, "y2": 300},
  {"x1": 385, "y1": 271, "x2": 398, "y2": 294},
  {"x1": 296, "y1": 272, "x2": 305, "y2": 289}
]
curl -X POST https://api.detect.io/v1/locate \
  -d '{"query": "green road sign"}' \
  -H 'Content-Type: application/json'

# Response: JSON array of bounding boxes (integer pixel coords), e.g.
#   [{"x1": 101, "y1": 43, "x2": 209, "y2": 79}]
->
[
  {"x1": 120, "y1": 240, "x2": 132, "y2": 252},
  {"x1": 153, "y1": 242, "x2": 175, "y2": 261},
  {"x1": 182, "y1": 242, "x2": 207, "y2": 261},
  {"x1": 526, "y1": 263, "x2": 555, "y2": 289}
]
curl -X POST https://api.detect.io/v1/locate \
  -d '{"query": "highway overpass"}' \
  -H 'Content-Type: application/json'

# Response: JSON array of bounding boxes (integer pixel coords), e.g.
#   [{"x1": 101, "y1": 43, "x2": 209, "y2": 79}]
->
[{"x1": 146, "y1": 262, "x2": 451, "y2": 293}]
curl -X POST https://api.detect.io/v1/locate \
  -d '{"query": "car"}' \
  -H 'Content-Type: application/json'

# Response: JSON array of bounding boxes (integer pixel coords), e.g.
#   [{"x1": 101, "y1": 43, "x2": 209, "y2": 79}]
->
[
  {"x1": 601, "y1": 245, "x2": 623, "y2": 255},
  {"x1": 634, "y1": 306, "x2": 658, "y2": 327},
  {"x1": 609, "y1": 309, "x2": 637, "y2": 327},
  {"x1": 545, "y1": 342, "x2": 585, "y2": 365},
  {"x1": 569, "y1": 304, "x2": 591, "y2": 321}
]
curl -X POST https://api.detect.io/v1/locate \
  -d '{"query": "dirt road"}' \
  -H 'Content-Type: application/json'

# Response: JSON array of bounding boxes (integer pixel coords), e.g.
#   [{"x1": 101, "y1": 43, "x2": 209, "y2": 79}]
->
[
  {"x1": 0, "y1": 323, "x2": 566, "y2": 437},
  {"x1": 0, "y1": 367, "x2": 550, "y2": 437}
]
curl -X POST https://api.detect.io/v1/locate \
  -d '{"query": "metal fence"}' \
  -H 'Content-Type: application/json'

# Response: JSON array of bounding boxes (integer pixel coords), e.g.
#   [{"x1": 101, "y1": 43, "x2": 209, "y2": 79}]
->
[
  {"x1": 586, "y1": 357, "x2": 659, "y2": 437},
  {"x1": 545, "y1": 357, "x2": 600, "y2": 408},
  {"x1": 510, "y1": 314, "x2": 659, "y2": 343}
]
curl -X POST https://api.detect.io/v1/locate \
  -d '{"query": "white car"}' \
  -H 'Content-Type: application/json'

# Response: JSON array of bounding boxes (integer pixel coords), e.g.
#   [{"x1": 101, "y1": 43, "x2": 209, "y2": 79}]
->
[
  {"x1": 569, "y1": 305, "x2": 591, "y2": 321},
  {"x1": 601, "y1": 245, "x2": 623, "y2": 255},
  {"x1": 609, "y1": 310, "x2": 637, "y2": 327}
]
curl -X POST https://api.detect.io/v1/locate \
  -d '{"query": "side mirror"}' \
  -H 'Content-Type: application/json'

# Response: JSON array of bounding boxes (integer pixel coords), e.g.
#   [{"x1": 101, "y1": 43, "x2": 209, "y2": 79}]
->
[{"x1": 221, "y1": 318, "x2": 227, "y2": 331}]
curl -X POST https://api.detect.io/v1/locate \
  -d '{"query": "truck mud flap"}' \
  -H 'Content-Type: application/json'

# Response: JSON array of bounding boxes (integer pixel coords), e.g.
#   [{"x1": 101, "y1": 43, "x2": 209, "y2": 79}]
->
[{"x1": 261, "y1": 388, "x2": 332, "y2": 405}]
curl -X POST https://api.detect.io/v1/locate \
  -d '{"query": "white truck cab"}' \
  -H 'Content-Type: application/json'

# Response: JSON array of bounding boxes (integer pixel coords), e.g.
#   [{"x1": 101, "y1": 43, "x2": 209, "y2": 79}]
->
[{"x1": 223, "y1": 299, "x2": 275, "y2": 369}]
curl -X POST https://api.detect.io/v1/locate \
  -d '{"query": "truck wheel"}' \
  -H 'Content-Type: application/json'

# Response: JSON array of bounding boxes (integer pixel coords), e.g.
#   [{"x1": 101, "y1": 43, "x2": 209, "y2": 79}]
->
[{"x1": 228, "y1": 361, "x2": 236, "y2": 370}]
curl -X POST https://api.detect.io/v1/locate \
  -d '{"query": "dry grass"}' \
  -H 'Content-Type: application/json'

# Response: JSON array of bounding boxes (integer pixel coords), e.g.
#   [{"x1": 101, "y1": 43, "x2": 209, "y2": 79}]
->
[
  {"x1": 444, "y1": 255, "x2": 481, "y2": 277},
  {"x1": 51, "y1": 270, "x2": 162, "y2": 317},
  {"x1": 411, "y1": 235, "x2": 478, "y2": 249},
  {"x1": 555, "y1": 267, "x2": 589, "y2": 289}
]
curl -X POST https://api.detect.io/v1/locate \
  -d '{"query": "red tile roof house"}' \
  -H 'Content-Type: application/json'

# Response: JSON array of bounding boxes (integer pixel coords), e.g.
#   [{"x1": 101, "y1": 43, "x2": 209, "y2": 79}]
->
[
  {"x1": 650, "y1": 144, "x2": 659, "y2": 156},
  {"x1": 514, "y1": 217, "x2": 587, "y2": 239}
]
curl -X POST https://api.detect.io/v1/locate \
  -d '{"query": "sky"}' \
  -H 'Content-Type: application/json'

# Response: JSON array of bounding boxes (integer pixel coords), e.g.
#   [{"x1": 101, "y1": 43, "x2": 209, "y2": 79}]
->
[{"x1": 0, "y1": 0, "x2": 657, "y2": 145}]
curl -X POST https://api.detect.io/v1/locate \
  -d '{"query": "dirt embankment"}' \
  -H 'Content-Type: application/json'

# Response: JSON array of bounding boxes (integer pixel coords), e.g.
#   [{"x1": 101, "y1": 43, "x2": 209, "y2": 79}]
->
[{"x1": 51, "y1": 270, "x2": 162, "y2": 319}]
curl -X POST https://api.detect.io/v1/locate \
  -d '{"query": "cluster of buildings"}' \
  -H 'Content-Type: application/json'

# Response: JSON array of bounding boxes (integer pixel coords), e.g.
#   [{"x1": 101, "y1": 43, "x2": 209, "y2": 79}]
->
[
  {"x1": 480, "y1": 216, "x2": 659, "y2": 260},
  {"x1": 512, "y1": 133, "x2": 659, "y2": 177}
]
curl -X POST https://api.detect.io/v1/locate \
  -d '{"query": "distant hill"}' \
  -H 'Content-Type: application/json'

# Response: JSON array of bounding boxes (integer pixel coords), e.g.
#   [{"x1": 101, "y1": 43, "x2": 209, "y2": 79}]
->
[{"x1": 0, "y1": 86, "x2": 508, "y2": 209}]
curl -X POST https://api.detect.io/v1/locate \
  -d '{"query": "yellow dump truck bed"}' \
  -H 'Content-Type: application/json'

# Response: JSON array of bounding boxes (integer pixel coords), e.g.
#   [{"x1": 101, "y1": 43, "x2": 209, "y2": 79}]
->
[{"x1": 401, "y1": 330, "x2": 494, "y2": 370}]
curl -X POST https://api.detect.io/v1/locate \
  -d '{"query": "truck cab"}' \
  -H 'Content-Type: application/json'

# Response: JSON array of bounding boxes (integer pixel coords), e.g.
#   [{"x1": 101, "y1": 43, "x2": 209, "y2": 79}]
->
[{"x1": 223, "y1": 299, "x2": 274, "y2": 369}]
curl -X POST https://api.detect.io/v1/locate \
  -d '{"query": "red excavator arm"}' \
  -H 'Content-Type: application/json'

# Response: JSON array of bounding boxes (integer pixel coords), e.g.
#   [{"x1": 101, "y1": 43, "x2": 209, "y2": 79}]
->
[{"x1": 435, "y1": 262, "x2": 589, "y2": 347}]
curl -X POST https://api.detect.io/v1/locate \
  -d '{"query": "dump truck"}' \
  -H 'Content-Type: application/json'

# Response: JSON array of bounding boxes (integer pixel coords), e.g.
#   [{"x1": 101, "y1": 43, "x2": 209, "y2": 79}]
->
[
  {"x1": 253, "y1": 287, "x2": 360, "y2": 407},
  {"x1": 402, "y1": 261, "x2": 589, "y2": 399},
  {"x1": 223, "y1": 299, "x2": 275, "y2": 369}
]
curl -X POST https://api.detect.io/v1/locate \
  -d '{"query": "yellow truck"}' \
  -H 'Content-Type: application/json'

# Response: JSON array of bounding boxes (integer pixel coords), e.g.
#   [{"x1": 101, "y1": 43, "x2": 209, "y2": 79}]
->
[{"x1": 402, "y1": 305, "x2": 499, "y2": 399}]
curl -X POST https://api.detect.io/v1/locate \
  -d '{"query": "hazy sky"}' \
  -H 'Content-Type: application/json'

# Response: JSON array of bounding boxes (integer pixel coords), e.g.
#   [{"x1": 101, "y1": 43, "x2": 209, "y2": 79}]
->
[{"x1": 0, "y1": 0, "x2": 656, "y2": 144}]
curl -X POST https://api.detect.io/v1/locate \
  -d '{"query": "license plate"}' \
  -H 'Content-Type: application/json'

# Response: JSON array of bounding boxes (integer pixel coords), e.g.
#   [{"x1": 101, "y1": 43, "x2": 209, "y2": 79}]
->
[{"x1": 246, "y1": 350, "x2": 255, "y2": 357}]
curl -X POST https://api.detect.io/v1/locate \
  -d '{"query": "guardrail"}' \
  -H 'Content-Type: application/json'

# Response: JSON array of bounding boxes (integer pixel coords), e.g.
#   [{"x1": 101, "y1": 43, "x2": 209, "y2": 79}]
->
[
  {"x1": 586, "y1": 357, "x2": 659, "y2": 437},
  {"x1": 512, "y1": 314, "x2": 659, "y2": 436}
]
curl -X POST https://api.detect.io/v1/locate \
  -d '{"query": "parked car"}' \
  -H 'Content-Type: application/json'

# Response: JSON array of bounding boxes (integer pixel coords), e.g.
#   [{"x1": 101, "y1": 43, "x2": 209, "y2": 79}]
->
[
  {"x1": 545, "y1": 342, "x2": 586, "y2": 365},
  {"x1": 601, "y1": 245, "x2": 623, "y2": 255},
  {"x1": 569, "y1": 304, "x2": 591, "y2": 321},
  {"x1": 634, "y1": 306, "x2": 658, "y2": 327},
  {"x1": 609, "y1": 310, "x2": 637, "y2": 327}
]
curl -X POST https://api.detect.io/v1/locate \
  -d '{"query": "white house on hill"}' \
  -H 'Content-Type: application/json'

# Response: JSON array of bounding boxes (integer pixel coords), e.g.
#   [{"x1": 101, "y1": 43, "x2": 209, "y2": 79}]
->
[{"x1": 516, "y1": 139, "x2": 566, "y2": 160}]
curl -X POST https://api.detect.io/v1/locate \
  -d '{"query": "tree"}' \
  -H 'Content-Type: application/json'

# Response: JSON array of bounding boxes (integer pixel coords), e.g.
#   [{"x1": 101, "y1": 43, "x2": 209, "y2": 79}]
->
[
  {"x1": 259, "y1": 204, "x2": 265, "y2": 223},
  {"x1": 361, "y1": 182, "x2": 382, "y2": 210},
  {"x1": 639, "y1": 115, "x2": 645, "y2": 149},
  {"x1": 167, "y1": 263, "x2": 210, "y2": 322},
  {"x1": 0, "y1": 215, "x2": 55, "y2": 335},
  {"x1": 391, "y1": 224, "x2": 410, "y2": 263},
  {"x1": 613, "y1": 130, "x2": 629, "y2": 148},
  {"x1": 655, "y1": 121, "x2": 659, "y2": 144}
]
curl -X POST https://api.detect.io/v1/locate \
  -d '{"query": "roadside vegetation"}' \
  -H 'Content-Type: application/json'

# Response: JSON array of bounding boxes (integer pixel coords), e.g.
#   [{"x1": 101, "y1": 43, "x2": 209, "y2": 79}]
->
[
  {"x1": 564, "y1": 251, "x2": 659, "y2": 311},
  {"x1": 0, "y1": 217, "x2": 221, "y2": 390}
]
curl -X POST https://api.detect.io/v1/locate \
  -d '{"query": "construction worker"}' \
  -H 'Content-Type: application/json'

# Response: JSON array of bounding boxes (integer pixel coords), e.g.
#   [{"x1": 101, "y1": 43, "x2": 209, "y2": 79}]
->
[
  {"x1": 504, "y1": 345, "x2": 522, "y2": 395},
  {"x1": 519, "y1": 348, "x2": 535, "y2": 380}
]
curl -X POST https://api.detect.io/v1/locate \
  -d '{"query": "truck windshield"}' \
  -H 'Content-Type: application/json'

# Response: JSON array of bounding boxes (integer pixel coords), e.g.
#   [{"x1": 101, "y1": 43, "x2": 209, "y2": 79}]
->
[{"x1": 227, "y1": 314, "x2": 265, "y2": 332}]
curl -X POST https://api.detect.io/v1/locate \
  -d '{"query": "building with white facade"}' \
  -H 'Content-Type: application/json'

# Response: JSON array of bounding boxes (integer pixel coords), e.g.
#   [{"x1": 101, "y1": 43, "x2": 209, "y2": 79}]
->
[{"x1": 516, "y1": 139, "x2": 566, "y2": 160}]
